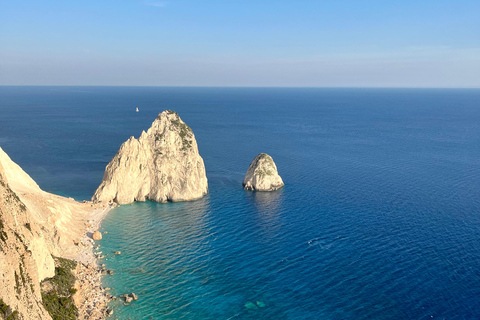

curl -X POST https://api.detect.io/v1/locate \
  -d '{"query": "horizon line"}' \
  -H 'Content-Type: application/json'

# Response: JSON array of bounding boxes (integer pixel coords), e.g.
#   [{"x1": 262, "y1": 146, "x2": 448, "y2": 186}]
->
[{"x1": 1, "y1": 85, "x2": 480, "y2": 89}]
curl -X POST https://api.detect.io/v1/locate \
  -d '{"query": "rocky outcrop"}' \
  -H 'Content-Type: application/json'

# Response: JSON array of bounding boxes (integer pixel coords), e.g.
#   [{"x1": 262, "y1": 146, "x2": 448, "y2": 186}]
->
[
  {"x1": 92, "y1": 231, "x2": 102, "y2": 241},
  {"x1": 243, "y1": 153, "x2": 284, "y2": 191},
  {"x1": 92, "y1": 110, "x2": 208, "y2": 205},
  {"x1": 0, "y1": 162, "x2": 53, "y2": 320},
  {"x1": 0, "y1": 147, "x2": 104, "y2": 319}
]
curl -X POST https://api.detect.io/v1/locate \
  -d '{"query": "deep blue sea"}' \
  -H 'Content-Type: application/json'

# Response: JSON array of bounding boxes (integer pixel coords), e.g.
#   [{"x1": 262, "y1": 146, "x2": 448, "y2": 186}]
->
[{"x1": 1, "y1": 87, "x2": 480, "y2": 319}]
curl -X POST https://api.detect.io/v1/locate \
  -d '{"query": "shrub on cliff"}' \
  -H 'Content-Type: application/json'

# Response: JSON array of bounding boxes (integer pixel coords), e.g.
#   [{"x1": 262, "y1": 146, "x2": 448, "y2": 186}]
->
[{"x1": 41, "y1": 257, "x2": 78, "y2": 320}]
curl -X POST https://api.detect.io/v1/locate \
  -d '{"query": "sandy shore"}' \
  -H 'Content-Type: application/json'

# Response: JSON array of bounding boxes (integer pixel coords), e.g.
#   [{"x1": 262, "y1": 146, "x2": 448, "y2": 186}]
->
[{"x1": 73, "y1": 203, "x2": 115, "y2": 320}]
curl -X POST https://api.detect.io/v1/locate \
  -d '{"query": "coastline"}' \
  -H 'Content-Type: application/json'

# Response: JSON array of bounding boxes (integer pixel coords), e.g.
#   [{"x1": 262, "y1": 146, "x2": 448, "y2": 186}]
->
[{"x1": 73, "y1": 203, "x2": 114, "y2": 320}]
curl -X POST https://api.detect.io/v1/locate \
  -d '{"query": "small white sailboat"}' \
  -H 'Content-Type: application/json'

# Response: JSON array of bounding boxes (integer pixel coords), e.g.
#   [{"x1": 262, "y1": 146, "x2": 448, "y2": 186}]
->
[{"x1": 136, "y1": 107, "x2": 139, "y2": 112}]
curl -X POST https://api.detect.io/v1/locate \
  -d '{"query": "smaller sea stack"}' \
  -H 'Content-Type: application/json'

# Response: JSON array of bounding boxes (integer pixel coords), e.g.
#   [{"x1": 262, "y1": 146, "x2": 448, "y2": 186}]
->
[{"x1": 243, "y1": 153, "x2": 284, "y2": 191}]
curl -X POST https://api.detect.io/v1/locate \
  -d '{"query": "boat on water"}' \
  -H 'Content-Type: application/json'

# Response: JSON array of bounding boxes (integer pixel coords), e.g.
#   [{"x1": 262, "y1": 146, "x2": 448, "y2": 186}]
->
[{"x1": 136, "y1": 107, "x2": 139, "y2": 112}]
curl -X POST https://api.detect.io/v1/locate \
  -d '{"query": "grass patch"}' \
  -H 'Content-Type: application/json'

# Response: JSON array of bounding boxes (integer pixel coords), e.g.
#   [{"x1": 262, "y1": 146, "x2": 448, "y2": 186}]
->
[{"x1": 41, "y1": 257, "x2": 78, "y2": 320}]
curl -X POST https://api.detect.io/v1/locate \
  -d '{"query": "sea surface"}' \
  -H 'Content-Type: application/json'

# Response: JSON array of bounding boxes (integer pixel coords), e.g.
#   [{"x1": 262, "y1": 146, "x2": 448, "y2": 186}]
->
[{"x1": 1, "y1": 87, "x2": 480, "y2": 319}]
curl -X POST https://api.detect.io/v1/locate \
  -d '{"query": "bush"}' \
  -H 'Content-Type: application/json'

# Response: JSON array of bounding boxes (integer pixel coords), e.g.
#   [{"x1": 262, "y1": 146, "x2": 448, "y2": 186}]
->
[
  {"x1": 0, "y1": 299, "x2": 19, "y2": 320},
  {"x1": 41, "y1": 257, "x2": 78, "y2": 320}
]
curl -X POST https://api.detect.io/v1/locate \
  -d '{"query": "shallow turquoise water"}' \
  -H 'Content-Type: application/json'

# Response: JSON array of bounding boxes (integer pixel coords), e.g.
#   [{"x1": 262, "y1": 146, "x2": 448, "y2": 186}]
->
[{"x1": 2, "y1": 87, "x2": 480, "y2": 319}]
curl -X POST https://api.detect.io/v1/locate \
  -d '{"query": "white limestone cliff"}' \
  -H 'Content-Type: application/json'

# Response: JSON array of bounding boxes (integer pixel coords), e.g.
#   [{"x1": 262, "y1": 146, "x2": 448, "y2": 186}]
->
[
  {"x1": 0, "y1": 147, "x2": 98, "y2": 319},
  {"x1": 243, "y1": 153, "x2": 284, "y2": 191},
  {"x1": 92, "y1": 110, "x2": 208, "y2": 205}
]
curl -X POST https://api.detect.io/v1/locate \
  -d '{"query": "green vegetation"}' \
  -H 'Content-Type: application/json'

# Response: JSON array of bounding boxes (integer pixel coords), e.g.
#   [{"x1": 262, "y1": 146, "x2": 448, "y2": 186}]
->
[
  {"x1": 13, "y1": 259, "x2": 35, "y2": 295},
  {"x1": 154, "y1": 133, "x2": 164, "y2": 141},
  {"x1": 254, "y1": 154, "x2": 275, "y2": 176},
  {"x1": 13, "y1": 232, "x2": 26, "y2": 251},
  {"x1": 0, "y1": 299, "x2": 19, "y2": 320},
  {"x1": 167, "y1": 111, "x2": 193, "y2": 151},
  {"x1": 0, "y1": 219, "x2": 7, "y2": 243},
  {"x1": 3, "y1": 187, "x2": 26, "y2": 212},
  {"x1": 18, "y1": 263, "x2": 26, "y2": 285},
  {"x1": 14, "y1": 272, "x2": 20, "y2": 295},
  {"x1": 175, "y1": 121, "x2": 193, "y2": 151},
  {"x1": 255, "y1": 168, "x2": 274, "y2": 177},
  {"x1": 41, "y1": 257, "x2": 78, "y2": 320},
  {"x1": 156, "y1": 110, "x2": 194, "y2": 150}
]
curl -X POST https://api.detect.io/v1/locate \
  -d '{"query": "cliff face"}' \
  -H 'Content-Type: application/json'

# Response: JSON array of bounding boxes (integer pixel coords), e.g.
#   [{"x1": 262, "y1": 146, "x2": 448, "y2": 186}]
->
[
  {"x1": 0, "y1": 147, "x2": 94, "y2": 319},
  {"x1": 92, "y1": 110, "x2": 208, "y2": 205},
  {"x1": 243, "y1": 153, "x2": 284, "y2": 191},
  {"x1": 0, "y1": 166, "x2": 53, "y2": 320}
]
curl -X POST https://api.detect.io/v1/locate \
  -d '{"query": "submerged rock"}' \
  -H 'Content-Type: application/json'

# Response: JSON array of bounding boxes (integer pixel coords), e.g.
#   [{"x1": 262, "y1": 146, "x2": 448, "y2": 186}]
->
[
  {"x1": 92, "y1": 110, "x2": 208, "y2": 205},
  {"x1": 244, "y1": 301, "x2": 258, "y2": 310},
  {"x1": 256, "y1": 301, "x2": 266, "y2": 308},
  {"x1": 243, "y1": 153, "x2": 284, "y2": 191}
]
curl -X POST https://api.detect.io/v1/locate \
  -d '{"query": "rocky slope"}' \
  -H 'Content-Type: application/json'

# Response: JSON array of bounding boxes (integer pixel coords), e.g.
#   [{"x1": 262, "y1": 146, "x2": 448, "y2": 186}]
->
[
  {"x1": 0, "y1": 160, "x2": 52, "y2": 320},
  {"x1": 0, "y1": 147, "x2": 106, "y2": 319},
  {"x1": 243, "y1": 153, "x2": 284, "y2": 191},
  {"x1": 92, "y1": 110, "x2": 208, "y2": 205}
]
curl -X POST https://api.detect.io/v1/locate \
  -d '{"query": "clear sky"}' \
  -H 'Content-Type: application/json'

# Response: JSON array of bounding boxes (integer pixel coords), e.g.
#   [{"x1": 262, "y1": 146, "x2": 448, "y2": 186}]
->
[{"x1": 1, "y1": 0, "x2": 479, "y2": 87}]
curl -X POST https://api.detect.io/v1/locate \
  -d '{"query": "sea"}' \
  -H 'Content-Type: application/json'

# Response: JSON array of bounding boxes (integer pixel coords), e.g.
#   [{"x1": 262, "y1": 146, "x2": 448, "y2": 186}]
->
[{"x1": 1, "y1": 86, "x2": 480, "y2": 319}]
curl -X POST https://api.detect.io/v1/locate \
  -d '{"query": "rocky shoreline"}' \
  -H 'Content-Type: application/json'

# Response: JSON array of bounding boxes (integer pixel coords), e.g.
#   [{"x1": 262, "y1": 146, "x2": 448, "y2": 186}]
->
[{"x1": 73, "y1": 204, "x2": 114, "y2": 320}]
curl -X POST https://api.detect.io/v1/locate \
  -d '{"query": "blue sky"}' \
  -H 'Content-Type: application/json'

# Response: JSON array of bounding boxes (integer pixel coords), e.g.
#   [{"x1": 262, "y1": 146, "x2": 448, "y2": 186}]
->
[{"x1": 1, "y1": 0, "x2": 479, "y2": 87}]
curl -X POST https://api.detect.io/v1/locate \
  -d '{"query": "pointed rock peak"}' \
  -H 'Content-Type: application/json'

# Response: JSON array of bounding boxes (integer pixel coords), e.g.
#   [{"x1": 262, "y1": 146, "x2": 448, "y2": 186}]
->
[
  {"x1": 93, "y1": 110, "x2": 208, "y2": 205},
  {"x1": 154, "y1": 110, "x2": 189, "y2": 130},
  {"x1": 243, "y1": 153, "x2": 284, "y2": 191},
  {"x1": 157, "y1": 109, "x2": 179, "y2": 119},
  {"x1": 147, "y1": 110, "x2": 195, "y2": 152}
]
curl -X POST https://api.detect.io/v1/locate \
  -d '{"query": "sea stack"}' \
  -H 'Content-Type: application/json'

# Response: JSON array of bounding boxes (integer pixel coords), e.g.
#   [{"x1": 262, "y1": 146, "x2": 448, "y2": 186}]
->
[
  {"x1": 92, "y1": 110, "x2": 208, "y2": 204},
  {"x1": 243, "y1": 153, "x2": 284, "y2": 191}
]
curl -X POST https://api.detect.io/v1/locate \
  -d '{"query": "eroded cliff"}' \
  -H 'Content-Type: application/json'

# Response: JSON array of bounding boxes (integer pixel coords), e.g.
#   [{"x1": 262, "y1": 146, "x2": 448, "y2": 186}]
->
[
  {"x1": 92, "y1": 110, "x2": 208, "y2": 204},
  {"x1": 0, "y1": 147, "x2": 98, "y2": 319}
]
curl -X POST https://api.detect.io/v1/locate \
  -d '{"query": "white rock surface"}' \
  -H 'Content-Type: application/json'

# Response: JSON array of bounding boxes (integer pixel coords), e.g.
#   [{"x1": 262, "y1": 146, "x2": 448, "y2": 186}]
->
[
  {"x1": 92, "y1": 110, "x2": 208, "y2": 204},
  {"x1": 0, "y1": 147, "x2": 104, "y2": 320},
  {"x1": 243, "y1": 153, "x2": 284, "y2": 191}
]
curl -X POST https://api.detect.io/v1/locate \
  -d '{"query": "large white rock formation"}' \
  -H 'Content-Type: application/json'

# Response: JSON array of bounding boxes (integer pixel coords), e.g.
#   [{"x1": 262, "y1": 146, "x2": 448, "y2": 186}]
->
[
  {"x1": 243, "y1": 153, "x2": 284, "y2": 191},
  {"x1": 92, "y1": 110, "x2": 208, "y2": 205}
]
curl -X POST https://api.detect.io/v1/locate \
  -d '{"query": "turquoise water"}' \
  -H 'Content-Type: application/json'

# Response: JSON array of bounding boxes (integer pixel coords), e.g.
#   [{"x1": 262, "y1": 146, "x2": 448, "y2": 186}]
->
[{"x1": 2, "y1": 87, "x2": 480, "y2": 319}]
